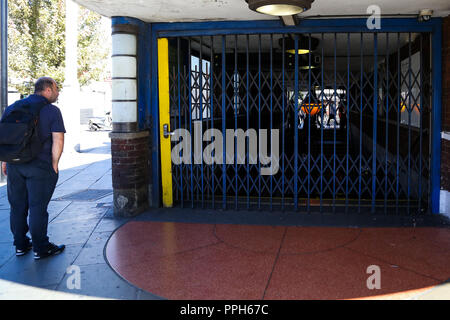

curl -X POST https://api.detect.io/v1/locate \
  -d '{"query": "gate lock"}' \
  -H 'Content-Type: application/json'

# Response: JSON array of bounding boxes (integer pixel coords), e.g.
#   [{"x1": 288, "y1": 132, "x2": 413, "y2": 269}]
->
[{"x1": 163, "y1": 124, "x2": 175, "y2": 138}]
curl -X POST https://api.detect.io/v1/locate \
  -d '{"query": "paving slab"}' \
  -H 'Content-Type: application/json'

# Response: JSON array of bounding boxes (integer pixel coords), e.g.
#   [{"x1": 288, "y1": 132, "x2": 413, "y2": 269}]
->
[
  {"x1": 88, "y1": 172, "x2": 112, "y2": 190},
  {"x1": 0, "y1": 243, "x2": 14, "y2": 268},
  {"x1": 73, "y1": 231, "x2": 112, "y2": 266},
  {"x1": 0, "y1": 244, "x2": 84, "y2": 288},
  {"x1": 0, "y1": 197, "x2": 9, "y2": 210},
  {"x1": 0, "y1": 210, "x2": 9, "y2": 223},
  {"x1": 56, "y1": 263, "x2": 139, "y2": 300},
  {"x1": 50, "y1": 202, "x2": 108, "y2": 224},
  {"x1": 48, "y1": 200, "x2": 72, "y2": 222},
  {"x1": 47, "y1": 218, "x2": 102, "y2": 246},
  {"x1": 0, "y1": 184, "x2": 6, "y2": 199},
  {"x1": 93, "y1": 217, "x2": 128, "y2": 233},
  {"x1": 0, "y1": 219, "x2": 13, "y2": 243}
]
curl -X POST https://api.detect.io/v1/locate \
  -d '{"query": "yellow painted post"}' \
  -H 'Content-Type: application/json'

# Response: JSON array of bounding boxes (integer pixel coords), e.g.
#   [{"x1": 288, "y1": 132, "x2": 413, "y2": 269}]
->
[{"x1": 158, "y1": 38, "x2": 173, "y2": 207}]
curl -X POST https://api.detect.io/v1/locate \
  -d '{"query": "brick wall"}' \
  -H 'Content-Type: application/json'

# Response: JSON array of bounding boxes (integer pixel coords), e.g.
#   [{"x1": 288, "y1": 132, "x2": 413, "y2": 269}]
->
[
  {"x1": 442, "y1": 16, "x2": 450, "y2": 192},
  {"x1": 110, "y1": 131, "x2": 149, "y2": 217},
  {"x1": 111, "y1": 137, "x2": 148, "y2": 190}
]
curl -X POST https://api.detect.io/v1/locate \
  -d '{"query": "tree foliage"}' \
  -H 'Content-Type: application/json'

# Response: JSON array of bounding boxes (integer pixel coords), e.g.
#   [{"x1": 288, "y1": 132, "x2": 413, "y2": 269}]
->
[
  {"x1": 77, "y1": 5, "x2": 110, "y2": 87},
  {"x1": 8, "y1": 0, "x2": 110, "y2": 95}
]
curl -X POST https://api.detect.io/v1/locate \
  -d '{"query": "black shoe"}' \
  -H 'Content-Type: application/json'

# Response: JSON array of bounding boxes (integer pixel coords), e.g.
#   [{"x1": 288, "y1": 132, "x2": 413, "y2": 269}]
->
[
  {"x1": 16, "y1": 242, "x2": 33, "y2": 257},
  {"x1": 34, "y1": 243, "x2": 65, "y2": 260}
]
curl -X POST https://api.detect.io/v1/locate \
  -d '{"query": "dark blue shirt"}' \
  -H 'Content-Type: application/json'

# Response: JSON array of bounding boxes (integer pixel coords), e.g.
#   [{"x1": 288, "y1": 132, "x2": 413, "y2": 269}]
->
[{"x1": 1, "y1": 94, "x2": 66, "y2": 164}]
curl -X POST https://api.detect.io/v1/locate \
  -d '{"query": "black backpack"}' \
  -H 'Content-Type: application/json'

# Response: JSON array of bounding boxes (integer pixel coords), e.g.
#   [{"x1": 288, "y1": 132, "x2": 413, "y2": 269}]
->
[{"x1": 0, "y1": 100, "x2": 48, "y2": 163}]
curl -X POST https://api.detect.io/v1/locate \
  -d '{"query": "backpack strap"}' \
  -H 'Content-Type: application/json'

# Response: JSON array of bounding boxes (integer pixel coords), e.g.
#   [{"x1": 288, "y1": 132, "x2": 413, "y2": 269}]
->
[
  {"x1": 12, "y1": 100, "x2": 48, "y2": 117},
  {"x1": 30, "y1": 100, "x2": 48, "y2": 116}
]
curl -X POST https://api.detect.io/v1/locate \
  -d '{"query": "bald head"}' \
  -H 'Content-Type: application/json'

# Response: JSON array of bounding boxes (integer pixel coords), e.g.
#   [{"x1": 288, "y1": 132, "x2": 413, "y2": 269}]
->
[{"x1": 34, "y1": 77, "x2": 59, "y2": 103}]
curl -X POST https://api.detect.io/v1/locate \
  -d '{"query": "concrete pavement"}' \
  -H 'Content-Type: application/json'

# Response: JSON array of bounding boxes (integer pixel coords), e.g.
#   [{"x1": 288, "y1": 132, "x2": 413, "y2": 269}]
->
[{"x1": 0, "y1": 129, "x2": 159, "y2": 300}]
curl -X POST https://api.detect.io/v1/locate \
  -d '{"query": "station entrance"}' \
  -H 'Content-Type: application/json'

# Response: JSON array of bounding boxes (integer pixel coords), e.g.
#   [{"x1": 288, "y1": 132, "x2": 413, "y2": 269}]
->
[{"x1": 158, "y1": 31, "x2": 432, "y2": 215}]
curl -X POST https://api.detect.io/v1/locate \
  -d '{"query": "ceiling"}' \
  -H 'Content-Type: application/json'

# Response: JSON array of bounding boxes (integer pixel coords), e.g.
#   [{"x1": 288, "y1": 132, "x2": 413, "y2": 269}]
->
[{"x1": 74, "y1": 0, "x2": 450, "y2": 23}]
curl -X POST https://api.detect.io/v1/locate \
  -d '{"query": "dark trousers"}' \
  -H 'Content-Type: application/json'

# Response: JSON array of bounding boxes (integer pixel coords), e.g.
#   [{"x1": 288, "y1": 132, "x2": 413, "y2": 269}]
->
[{"x1": 7, "y1": 159, "x2": 58, "y2": 253}]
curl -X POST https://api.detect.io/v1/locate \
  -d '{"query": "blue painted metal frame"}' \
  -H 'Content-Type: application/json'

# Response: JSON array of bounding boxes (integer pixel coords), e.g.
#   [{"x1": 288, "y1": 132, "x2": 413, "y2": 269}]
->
[
  {"x1": 294, "y1": 35, "x2": 299, "y2": 210},
  {"x1": 431, "y1": 20, "x2": 443, "y2": 215},
  {"x1": 153, "y1": 18, "x2": 438, "y2": 36},
  {"x1": 372, "y1": 33, "x2": 378, "y2": 214},
  {"x1": 121, "y1": 16, "x2": 443, "y2": 212},
  {"x1": 221, "y1": 35, "x2": 227, "y2": 209}
]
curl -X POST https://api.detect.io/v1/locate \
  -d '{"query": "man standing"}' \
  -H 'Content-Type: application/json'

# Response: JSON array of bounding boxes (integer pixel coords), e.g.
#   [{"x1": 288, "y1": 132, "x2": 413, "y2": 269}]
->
[{"x1": 1, "y1": 77, "x2": 66, "y2": 260}]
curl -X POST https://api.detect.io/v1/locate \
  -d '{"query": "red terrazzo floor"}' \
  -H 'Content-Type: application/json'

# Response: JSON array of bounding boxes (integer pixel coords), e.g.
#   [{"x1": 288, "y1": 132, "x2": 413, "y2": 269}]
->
[{"x1": 105, "y1": 221, "x2": 450, "y2": 300}]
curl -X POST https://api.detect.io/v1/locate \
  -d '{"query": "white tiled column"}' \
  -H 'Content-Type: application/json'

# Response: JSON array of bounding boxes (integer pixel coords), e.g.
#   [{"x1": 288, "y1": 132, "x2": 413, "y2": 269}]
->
[
  {"x1": 111, "y1": 26, "x2": 138, "y2": 132},
  {"x1": 110, "y1": 23, "x2": 148, "y2": 217}
]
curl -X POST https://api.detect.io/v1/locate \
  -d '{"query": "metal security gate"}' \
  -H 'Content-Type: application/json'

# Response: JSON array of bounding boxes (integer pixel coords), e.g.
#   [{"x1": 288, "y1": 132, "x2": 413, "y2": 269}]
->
[{"x1": 158, "y1": 29, "x2": 434, "y2": 215}]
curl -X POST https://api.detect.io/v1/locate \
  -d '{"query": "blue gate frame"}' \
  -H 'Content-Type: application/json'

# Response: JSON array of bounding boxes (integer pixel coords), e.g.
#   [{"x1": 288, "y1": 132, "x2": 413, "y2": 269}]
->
[{"x1": 112, "y1": 17, "x2": 443, "y2": 214}]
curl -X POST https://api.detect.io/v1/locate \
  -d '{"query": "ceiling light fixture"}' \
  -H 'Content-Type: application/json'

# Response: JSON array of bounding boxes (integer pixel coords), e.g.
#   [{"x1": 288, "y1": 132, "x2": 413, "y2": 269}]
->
[
  {"x1": 279, "y1": 35, "x2": 319, "y2": 55},
  {"x1": 246, "y1": 0, "x2": 314, "y2": 16},
  {"x1": 280, "y1": 15, "x2": 299, "y2": 26}
]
